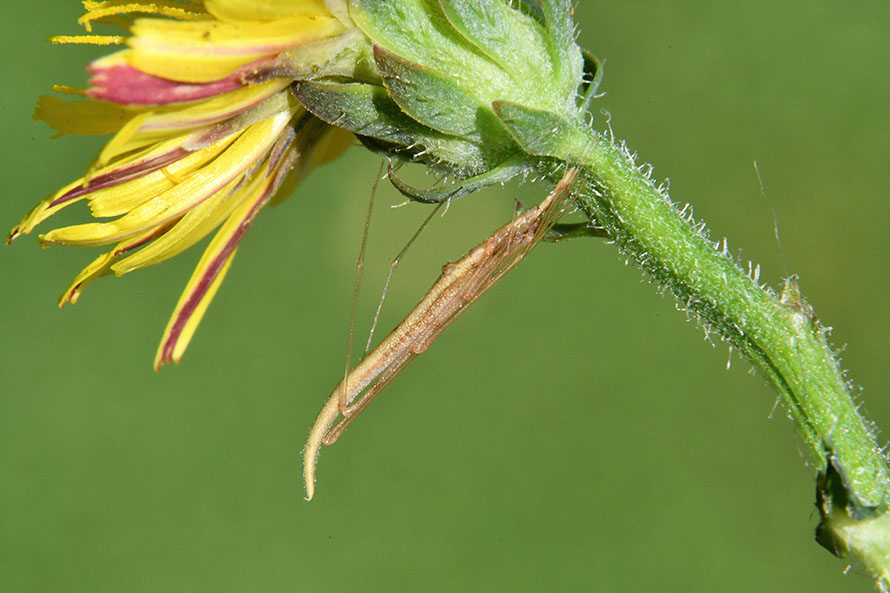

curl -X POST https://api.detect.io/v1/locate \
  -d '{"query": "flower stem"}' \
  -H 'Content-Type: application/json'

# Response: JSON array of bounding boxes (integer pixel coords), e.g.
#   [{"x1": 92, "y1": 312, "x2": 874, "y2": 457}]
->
[{"x1": 552, "y1": 123, "x2": 890, "y2": 587}]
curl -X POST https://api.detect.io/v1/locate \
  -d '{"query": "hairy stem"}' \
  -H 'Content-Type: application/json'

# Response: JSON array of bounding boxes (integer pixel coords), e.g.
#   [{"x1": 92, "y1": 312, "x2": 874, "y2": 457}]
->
[{"x1": 550, "y1": 123, "x2": 890, "y2": 587}]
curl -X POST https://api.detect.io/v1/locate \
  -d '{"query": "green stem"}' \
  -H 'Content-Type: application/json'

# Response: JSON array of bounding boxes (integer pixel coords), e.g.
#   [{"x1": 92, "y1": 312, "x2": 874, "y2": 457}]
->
[{"x1": 553, "y1": 124, "x2": 890, "y2": 587}]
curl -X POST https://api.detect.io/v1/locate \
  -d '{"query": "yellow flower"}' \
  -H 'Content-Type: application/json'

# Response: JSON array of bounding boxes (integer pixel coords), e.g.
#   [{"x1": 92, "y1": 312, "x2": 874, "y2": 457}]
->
[{"x1": 9, "y1": 0, "x2": 356, "y2": 369}]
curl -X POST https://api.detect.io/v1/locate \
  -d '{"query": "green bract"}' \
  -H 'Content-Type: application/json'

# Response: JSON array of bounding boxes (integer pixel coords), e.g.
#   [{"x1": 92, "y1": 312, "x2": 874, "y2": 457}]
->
[{"x1": 293, "y1": 0, "x2": 589, "y2": 197}]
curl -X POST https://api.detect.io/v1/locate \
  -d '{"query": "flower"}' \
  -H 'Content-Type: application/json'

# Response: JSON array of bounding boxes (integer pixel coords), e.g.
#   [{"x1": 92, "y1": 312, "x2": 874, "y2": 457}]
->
[
  {"x1": 11, "y1": 0, "x2": 590, "y2": 369},
  {"x1": 9, "y1": 0, "x2": 358, "y2": 369}
]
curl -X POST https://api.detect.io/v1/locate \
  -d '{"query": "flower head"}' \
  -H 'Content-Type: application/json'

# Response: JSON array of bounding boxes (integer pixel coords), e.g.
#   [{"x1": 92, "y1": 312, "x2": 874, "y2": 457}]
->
[
  {"x1": 10, "y1": 0, "x2": 357, "y2": 368},
  {"x1": 12, "y1": 0, "x2": 592, "y2": 368}
]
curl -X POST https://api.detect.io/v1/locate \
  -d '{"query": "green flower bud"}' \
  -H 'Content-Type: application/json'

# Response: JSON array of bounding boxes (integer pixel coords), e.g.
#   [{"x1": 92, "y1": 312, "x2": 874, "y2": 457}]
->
[{"x1": 293, "y1": 0, "x2": 596, "y2": 199}]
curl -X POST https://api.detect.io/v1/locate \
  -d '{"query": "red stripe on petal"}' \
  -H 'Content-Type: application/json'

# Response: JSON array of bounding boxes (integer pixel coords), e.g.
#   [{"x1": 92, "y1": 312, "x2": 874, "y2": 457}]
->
[
  {"x1": 112, "y1": 221, "x2": 178, "y2": 257},
  {"x1": 156, "y1": 182, "x2": 275, "y2": 368},
  {"x1": 87, "y1": 63, "x2": 246, "y2": 105},
  {"x1": 49, "y1": 148, "x2": 189, "y2": 208}
]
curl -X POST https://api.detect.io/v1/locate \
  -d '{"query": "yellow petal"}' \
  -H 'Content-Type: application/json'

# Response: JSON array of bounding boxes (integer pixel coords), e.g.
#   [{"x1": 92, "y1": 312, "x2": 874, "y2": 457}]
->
[
  {"x1": 111, "y1": 173, "x2": 254, "y2": 274},
  {"x1": 88, "y1": 133, "x2": 240, "y2": 217},
  {"x1": 153, "y1": 174, "x2": 278, "y2": 368},
  {"x1": 34, "y1": 95, "x2": 137, "y2": 137},
  {"x1": 127, "y1": 15, "x2": 344, "y2": 83},
  {"x1": 10, "y1": 93, "x2": 298, "y2": 244},
  {"x1": 58, "y1": 224, "x2": 175, "y2": 305},
  {"x1": 9, "y1": 133, "x2": 196, "y2": 242},
  {"x1": 95, "y1": 110, "x2": 156, "y2": 168},
  {"x1": 59, "y1": 251, "x2": 117, "y2": 306},
  {"x1": 41, "y1": 110, "x2": 293, "y2": 247},
  {"x1": 9, "y1": 179, "x2": 89, "y2": 243},
  {"x1": 154, "y1": 244, "x2": 236, "y2": 369},
  {"x1": 79, "y1": 0, "x2": 209, "y2": 32},
  {"x1": 205, "y1": 0, "x2": 329, "y2": 22},
  {"x1": 135, "y1": 78, "x2": 291, "y2": 136}
]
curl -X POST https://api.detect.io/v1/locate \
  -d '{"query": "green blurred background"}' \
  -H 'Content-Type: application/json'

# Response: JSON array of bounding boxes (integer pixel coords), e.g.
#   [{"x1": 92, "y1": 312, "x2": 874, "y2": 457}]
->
[{"x1": 2, "y1": 2, "x2": 889, "y2": 591}]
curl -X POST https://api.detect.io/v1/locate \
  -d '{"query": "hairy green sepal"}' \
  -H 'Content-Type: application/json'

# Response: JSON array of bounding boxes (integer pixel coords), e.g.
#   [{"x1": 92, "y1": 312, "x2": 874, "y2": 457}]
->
[
  {"x1": 295, "y1": 0, "x2": 585, "y2": 197},
  {"x1": 292, "y1": 80, "x2": 491, "y2": 172}
]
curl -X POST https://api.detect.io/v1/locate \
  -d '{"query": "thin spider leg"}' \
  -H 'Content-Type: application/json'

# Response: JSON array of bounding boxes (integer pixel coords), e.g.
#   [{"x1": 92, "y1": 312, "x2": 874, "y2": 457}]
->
[
  {"x1": 339, "y1": 160, "x2": 384, "y2": 414},
  {"x1": 365, "y1": 202, "x2": 443, "y2": 354}
]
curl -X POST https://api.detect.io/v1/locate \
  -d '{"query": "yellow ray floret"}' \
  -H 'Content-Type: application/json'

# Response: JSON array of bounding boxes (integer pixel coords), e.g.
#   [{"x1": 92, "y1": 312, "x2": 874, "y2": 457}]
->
[
  {"x1": 59, "y1": 223, "x2": 176, "y2": 306},
  {"x1": 78, "y1": 1, "x2": 210, "y2": 32},
  {"x1": 42, "y1": 65, "x2": 289, "y2": 142},
  {"x1": 34, "y1": 95, "x2": 136, "y2": 137},
  {"x1": 87, "y1": 134, "x2": 240, "y2": 217},
  {"x1": 41, "y1": 110, "x2": 293, "y2": 247},
  {"x1": 205, "y1": 0, "x2": 329, "y2": 22},
  {"x1": 14, "y1": 0, "x2": 357, "y2": 370},
  {"x1": 153, "y1": 163, "x2": 284, "y2": 368},
  {"x1": 113, "y1": 172, "x2": 251, "y2": 274},
  {"x1": 125, "y1": 14, "x2": 344, "y2": 82},
  {"x1": 95, "y1": 111, "x2": 156, "y2": 168},
  {"x1": 136, "y1": 79, "x2": 292, "y2": 135},
  {"x1": 11, "y1": 132, "x2": 199, "y2": 240}
]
